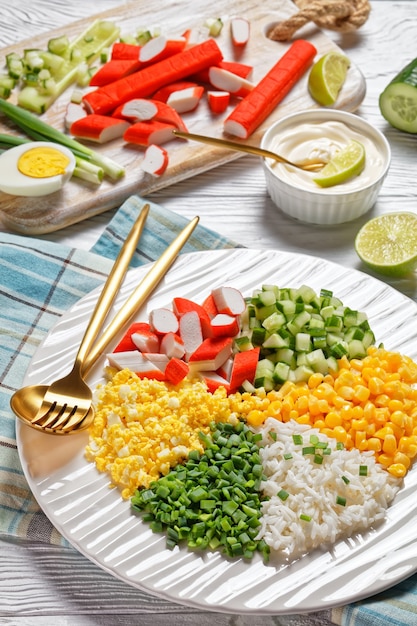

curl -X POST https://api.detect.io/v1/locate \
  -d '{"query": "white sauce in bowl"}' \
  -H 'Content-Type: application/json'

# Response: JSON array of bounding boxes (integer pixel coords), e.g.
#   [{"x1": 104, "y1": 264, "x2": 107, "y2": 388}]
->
[{"x1": 267, "y1": 121, "x2": 386, "y2": 192}]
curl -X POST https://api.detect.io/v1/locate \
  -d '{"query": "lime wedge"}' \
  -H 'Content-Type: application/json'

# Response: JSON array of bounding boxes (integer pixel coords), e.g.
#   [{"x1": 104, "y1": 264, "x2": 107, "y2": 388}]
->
[
  {"x1": 355, "y1": 212, "x2": 417, "y2": 276},
  {"x1": 308, "y1": 52, "x2": 351, "y2": 106},
  {"x1": 313, "y1": 140, "x2": 366, "y2": 188}
]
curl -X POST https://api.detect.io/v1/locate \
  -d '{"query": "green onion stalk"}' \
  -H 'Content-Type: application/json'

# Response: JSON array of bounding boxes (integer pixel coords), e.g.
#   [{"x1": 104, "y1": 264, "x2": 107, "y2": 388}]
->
[{"x1": 0, "y1": 99, "x2": 125, "y2": 181}]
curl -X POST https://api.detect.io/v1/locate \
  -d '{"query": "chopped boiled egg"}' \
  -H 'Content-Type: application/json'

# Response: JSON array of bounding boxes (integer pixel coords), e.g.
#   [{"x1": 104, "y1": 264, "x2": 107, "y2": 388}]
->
[{"x1": 0, "y1": 141, "x2": 76, "y2": 196}]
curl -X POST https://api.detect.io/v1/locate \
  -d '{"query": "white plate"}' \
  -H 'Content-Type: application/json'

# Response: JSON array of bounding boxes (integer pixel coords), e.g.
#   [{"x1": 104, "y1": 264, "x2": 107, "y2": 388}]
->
[{"x1": 16, "y1": 249, "x2": 417, "y2": 615}]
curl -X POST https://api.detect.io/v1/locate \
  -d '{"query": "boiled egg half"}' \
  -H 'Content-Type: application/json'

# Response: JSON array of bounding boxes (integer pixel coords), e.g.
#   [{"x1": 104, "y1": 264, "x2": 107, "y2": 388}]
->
[{"x1": 0, "y1": 141, "x2": 76, "y2": 196}]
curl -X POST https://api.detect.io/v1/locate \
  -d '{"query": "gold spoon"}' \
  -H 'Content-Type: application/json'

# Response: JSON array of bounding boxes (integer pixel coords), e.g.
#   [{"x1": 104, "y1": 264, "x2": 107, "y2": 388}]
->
[
  {"x1": 11, "y1": 215, "x2": 200, "y2": 435},
  {"x1": 172, "y1": 129, "x2": 326, "y2": 172}
]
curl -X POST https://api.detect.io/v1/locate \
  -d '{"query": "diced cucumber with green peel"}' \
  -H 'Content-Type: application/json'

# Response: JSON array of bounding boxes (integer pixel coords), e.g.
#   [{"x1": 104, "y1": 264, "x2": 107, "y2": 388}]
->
[
  {"x1": 235, "y1": 284, "x2": 376, "y2": 389},
  {"x1": 379, "y1": 57, "x2": 417, "y2": 133},
  {"x1": 15, "y1": 19, "x2": 119, "y2": 112}
]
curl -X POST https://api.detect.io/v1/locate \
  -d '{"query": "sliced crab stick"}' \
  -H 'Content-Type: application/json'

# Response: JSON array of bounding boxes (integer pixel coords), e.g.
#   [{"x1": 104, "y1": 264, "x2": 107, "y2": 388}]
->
[
  {"x1": 139, "y1": 35, "x2": 186, "y2": 64},
  {"x1": 124, "y1": 120, "x2": 177, "y2": 146},
  {"x1": 179, "y1": 310, "x2": 204, "y2": 360},
  {"x1": 152, "y1": 81, "x2": 199, "y2": 103},
  {"x1": 188, "y1": 336, "x2": 233, "y2": 372},
  {"x1": 113, "y1": 322, "x2": 157, "y2": 352},
  {"x1": 224, "y1": 39, "x2": 317, "y2": 139},
  {"x1": 82, "y1": 38, "x2": 223, "y2": 114},
  {"x1": 114, "y1": 98, "x2": 188, "y2": 131},
  {"x1": 107, "y1": 350, "x2": 149, "y2": 371},
  {"x1": 64, "y1": 102, "x2": 87, "y2": 129},
  {"x1": 149, "y1": 307, "x2": 179, "y2": 334},
  {"x1": 70, "y1": 114, "x2": 129, "y2": 143},
  {"x1": 111, "y1": 42, "x2": 142, "y2": 60},
  {"x1": 164, "y1": 357, "x2": 189, "y2": 384},
  {"x1": 207, "y1": 66, "x2": 254, "y2": 98},
  {"x1": 209, "y1": 313, "x2": 240, "y2": 337},
  {"x1": 166, "y1": 85, "x2": 204, "y2": 113},
  {"x1": 172, "y1": 297, "x2": 212, "y2": 337},
  {"x1": 230, "y1": 17, "x2": 250, "y2": 47},
  {"x1": 160, "y1": 332, "x2": 185, "y2": 359},
  {"x1": 141, "y1": 144, "x2": 169, "y2": 176},
  {"x1": 211, "y1": 286, "x2": 246, "y2": 316},
  {"x1": 207, "y1": 90, "x2": 230, "y2": 114},
  {"x1": 228, "y1": 347, "x2": 260, "y2": 392}
]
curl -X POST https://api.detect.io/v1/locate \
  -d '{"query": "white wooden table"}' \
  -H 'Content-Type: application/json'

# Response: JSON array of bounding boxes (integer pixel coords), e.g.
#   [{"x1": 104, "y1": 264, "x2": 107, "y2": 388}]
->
[{"x1": 1, "y1": 2, "x2": 417, "y2": 624}]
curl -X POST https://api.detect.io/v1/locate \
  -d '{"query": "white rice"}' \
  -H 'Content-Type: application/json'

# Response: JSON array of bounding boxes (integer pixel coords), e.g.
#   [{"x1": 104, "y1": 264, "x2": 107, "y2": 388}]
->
[{"x1": 255, "y1": 418, "x2": 401, "y2": 559}]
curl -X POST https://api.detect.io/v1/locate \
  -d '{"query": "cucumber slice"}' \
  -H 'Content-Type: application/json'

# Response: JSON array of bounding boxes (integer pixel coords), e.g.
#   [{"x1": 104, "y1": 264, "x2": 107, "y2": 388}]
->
[{"x1": 379, "y1": 57, "x2": 417, "y2": 133}]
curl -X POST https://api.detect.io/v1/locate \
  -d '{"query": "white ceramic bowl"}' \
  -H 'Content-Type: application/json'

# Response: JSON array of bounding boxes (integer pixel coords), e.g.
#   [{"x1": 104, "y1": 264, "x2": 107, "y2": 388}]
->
[{"x1": 260, "y1": 109, "x2": 391, "y2": 225}]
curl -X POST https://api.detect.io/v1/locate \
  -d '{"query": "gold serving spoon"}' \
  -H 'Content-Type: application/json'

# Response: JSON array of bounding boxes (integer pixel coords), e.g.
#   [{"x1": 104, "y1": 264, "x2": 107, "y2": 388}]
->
[
  {"x1": 11, "y1": 212, "x2": 199, "y2": 435},
  {"x1": 173, "y1": 129, "x2": 326, "y2": 172}
]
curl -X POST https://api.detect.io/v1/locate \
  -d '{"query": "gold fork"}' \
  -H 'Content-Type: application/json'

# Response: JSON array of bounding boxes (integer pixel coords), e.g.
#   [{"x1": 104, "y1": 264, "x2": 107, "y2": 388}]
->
[{"x1": 11, "y1": 210, "x2": 199, "y2": 434}]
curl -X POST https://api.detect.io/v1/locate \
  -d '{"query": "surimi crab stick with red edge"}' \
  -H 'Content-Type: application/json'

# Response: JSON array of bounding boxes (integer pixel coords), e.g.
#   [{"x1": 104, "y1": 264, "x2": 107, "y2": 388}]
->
[
  {"x1": 89, "y1": 59, "x2": 141, "y2": 87},
  {"x1": 123, "y1": 120, "x2": 176, "y2": 146},
  {"x1": 113, "y1": 99, "x2": 188, "y2": 131},
  {"x1": 224, "y1": 39, "x2": 317, "y2": 139},
  {"x1": 140, "y1": 144, "x2": 169, "y2": 177},
  {"x1": 82, "y1": 38, "x2": 223, "y2": 115},
  {"x1": 70, "y1": 114, "x2": 129, "y2": 143},
  {"x1": 166, "y1": 85, "x2": 204, "y2": 113},
  {"x1": 207, "y1": 66, "x2": 254, "y2": 98},
  {"x1": 207, "y1": 91, "x2": 230, "y2": 114},
  {"x1": 230, "y1": 17, "x2": 250, "y2": 47}
]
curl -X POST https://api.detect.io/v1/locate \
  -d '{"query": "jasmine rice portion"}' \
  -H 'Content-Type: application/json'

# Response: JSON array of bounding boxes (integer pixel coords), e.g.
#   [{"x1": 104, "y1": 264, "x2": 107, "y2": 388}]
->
[{"x1": 255, "y1": 418, "x2": 401, "y2": 559}]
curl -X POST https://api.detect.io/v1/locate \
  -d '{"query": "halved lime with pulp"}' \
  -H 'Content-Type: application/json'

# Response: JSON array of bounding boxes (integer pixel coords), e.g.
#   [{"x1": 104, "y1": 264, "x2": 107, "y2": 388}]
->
[{"x1": 355, "y1": 212, "x2": 417, "y2": 276}]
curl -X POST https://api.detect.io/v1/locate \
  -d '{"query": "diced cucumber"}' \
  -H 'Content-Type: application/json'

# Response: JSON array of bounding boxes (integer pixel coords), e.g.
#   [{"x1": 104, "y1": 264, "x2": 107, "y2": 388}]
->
[
  {"x1": 47, "y1": 35, "x2": 70, "y2": 57},
  {"x1": 379, "y1": 57, "x2": 417, "y2": 133},
  {"x1": 238, "y1": 284, "x2": 376, "y2": 390},
  {"x1": 17, "y1": 19, "x2": 119, "y2": 112}
]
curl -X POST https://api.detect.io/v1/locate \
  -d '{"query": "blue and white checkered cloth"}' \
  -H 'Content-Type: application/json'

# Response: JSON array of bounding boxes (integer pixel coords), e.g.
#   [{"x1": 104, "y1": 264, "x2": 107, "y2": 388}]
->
[{"x1": 1, "y1": 195, "x2": 416, "y2": 625}]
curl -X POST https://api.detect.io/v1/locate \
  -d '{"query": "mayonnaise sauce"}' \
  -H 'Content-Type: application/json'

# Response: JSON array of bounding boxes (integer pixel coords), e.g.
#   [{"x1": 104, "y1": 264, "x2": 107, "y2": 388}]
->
[{"x1": 267, "y1": 121, "x2": 385, "y2": 192}]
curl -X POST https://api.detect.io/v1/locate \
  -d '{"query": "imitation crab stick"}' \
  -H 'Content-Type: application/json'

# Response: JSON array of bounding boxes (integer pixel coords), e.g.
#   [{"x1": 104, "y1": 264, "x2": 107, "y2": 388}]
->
[
  {"x1": 166, "y1": 85, "x2": 204, "y2": 113},
  {"x1": 230, "y1": 17, "x2": 250, "y2": 47},
  {"x1": 89, "y1": 59, "x2": 141, "y2": 86},
  {"x1": 212, "y1": 286, "x2": 246, "y2": 316},
  {"x1": 210, "y1": 313, "x2": 240, "y2": 338},
  {"x1": 113, "y1": 322, "x2": 156, "y2": 352},
  {"x1": 207, "y1": 90, "x2": 230, "y2": 114},
  {"x1": 207, "y1": 66, "x2": 254, "y2": 98},
  {"x1": 228, "y1": 347, "x2": 260, "y2": 392},
  {"x1": 123, "y1": 120, "x2": 176, "y2": 146},
  {"x1": 160, "y1": 332, "x2": 185, "y2": 359},
  {"x1": 82, "y1": 38, "x2": 223, "y2": 115},
  {"x1": 70, "y1": 114, "x2": 129, "y2": 143},
  {"x1": 188, "y1": 336, "x2": 233, "y2": 372},
  {"x1": 140, "y1": 144, "x2": 169, "y2": 176},
  {"x1": 165, "y1": 357, "x2": 189, "y2": 384},
  {"x1": 224, "y1": 39, "x2": 317, "y2": 139},
  {"x1": 114, "y1": 99, "x2": 188, "y2": 131},
  {"x1": 152, "y1": 81, "x2": 199, "y2": 103}
]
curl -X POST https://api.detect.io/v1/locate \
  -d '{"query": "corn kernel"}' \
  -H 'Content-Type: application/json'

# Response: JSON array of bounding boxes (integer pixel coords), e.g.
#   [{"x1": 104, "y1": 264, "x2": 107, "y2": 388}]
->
[
  {"x1": 246, "y1": 409, "x2": 265, "y2": 426},
  {"x1": 382, "y1": 433, "x2": 397, "y2": 455},
  {"x1": 387, "y1": 463, "x2": 407, "y2": 478},
  {"x1": 367, "y1": 437, "x2": 382, "y2": 452}
]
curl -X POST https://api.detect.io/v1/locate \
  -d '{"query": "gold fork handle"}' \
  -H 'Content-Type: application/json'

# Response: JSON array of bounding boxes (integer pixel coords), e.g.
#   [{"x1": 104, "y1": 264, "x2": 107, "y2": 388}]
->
[
  {"x1": 82, "y1": 215, "x2": 200, "y2": 374},
  {"x1": 74, "y1": 203, "x2": 150, "y2": 367},
  {"x1": 172, "y1": 129, "x2": 292, "y2": 166}
]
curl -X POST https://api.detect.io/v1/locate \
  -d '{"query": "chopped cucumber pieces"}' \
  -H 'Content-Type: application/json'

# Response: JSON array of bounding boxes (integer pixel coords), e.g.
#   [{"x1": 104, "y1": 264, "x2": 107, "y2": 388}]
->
[
  {"x1": 5, "y1": 19, "x2": 119, "y2": 112},
  {"x1": 237, "y1": 285, "x2": 375, "y2": 389}
]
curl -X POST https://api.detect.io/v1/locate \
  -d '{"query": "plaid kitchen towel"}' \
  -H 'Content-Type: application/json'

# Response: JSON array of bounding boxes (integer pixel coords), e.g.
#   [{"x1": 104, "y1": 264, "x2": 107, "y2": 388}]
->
[
  {"x1": 1, "y1": 195, "x2": 417, "y2": 626},
  {"x1": 0, "y1": 195, "x2": 239, "y2": 545}
]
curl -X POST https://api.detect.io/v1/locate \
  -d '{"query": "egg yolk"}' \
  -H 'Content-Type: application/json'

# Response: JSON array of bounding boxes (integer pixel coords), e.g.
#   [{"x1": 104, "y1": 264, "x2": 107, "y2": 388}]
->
[{"x1": 17, "y1": 146, "x2": 71, "y2": 178}]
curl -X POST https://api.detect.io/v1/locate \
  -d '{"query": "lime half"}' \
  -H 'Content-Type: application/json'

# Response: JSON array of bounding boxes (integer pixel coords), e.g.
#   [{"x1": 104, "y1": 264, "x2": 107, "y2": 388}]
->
[
  {"x1": 308, "y1": 52, "x2": 351, "y2": 106},
  {"x1": 313, "y1": 140, "x2": 366, "y2": 188},
  {"x1": 355, "y1": 212, "x2": 417, "y2": 276}
]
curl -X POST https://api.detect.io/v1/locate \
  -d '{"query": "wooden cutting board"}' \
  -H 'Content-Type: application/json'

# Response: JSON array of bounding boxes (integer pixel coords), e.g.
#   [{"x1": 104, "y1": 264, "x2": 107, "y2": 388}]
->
[{"x1": 0, "y1": 0, "x2": 366, "y2": 235}]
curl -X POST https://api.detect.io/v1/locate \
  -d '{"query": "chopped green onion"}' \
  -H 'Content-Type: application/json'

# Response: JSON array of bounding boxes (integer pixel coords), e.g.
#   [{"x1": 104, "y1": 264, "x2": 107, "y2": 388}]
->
[
  {"x1": 300, "y1": 514, "x2": 312, "y2": 522},
  {"x1": 302, "y1": 446, "x2": 316, "y2": 455},
  {"x1": 336, "y1": 442, "x2": 345, "y2": 450},
  {"x1": 336, "y1": 496, "x2": 347, "y2": 506},
  {"x1": 292, "y1": 434, "x2": 303, "y2": 445},
  {"x1": 283, "y1": 453, "x2": 293, "y2": 460},
  {"x1": 341, "y1": 475, "x2": 350, "y2": 484},
  {"x1": 359, "y1": 465, "x2": 368, "y2": 476},
  {"x1": 268, "y1": 430, "x2": 277, "y2": 441},
  {"x1": 277, "y1": 489, "x2": 289, "y2": 501}
]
